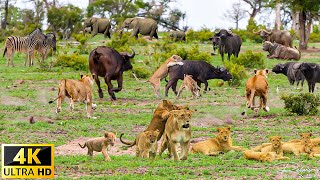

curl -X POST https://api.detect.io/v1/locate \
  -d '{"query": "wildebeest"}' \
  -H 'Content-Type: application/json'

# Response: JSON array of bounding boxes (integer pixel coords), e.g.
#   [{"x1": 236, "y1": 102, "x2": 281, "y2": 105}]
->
[
  {"x1": 88, "y1": 46, "x2": 135, "y2": 100},
  {"x1": 263, "y1": 41, "x2": 300, "y2": 60},
  {"x1": 214, "y1": 29, "x2": 242, "y2": 61},
  {"x1": 169, "y1": 31, "x2": 186, "y2": 41},
  {"x1": 165, "y1": 60, "x2": 232, "y2": 97},
  {"x1": 208, "y1": 36, "x2": 220, "y2": 55},
  {"x1": 253, "y1": 29, "x2": 293, "y2": 47},
  {"x1": 272, "y1": 62, "x2": 305, "y2": 89},
  {"x1": 299, "y1": 63, "x2": 320, "y2": 93}
]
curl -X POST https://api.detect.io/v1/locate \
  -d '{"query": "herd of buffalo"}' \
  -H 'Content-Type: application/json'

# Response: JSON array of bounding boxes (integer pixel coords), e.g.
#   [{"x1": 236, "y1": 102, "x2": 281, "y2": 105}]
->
[{"x1": 82, "y1": 17, "x2": 320, "y2": 101}]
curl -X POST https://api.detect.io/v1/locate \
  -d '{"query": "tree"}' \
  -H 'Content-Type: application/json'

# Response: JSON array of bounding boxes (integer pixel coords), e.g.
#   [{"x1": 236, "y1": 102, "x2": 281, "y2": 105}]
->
[
  {"x1": 242, "y1": 0, "x2": 263, "y2": 19},
  {"x1": 275, "y1": 0, "x2": 281, "y2": 30},
  {"x1": 284, "y1": 0, "x2": 320, "y2": 49},
  {"x1": 225, "y1": 2, "x2": 246, "y2": 30},
  {"x1": 1, "y1": 0, "x2": 9, "y2": 29},
  {"x1": 47, "y1": 4, "x2": 83, "y2": 33}
]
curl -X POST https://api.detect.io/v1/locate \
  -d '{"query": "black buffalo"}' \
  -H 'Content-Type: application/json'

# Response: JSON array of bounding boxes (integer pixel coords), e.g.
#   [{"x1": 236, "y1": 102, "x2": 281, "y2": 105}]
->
[
  {"x1": 299, "y1": 62, "x2": 320, "y2": 93},
  {"x1": 88, "y1": 46, "x2": 134, "y2": 100},
  {"x1": 272, "y1": 62, "x2": 305, "y2": 89},
  {"x1": 165, "y1": 60, "x2": 232, "y2": 97},
  {"x1": 214, "y1": 29, "x2": 242, "y2": 61},
  {"x1": 208, "y1": 36, "x2": 220, "y2": 55}
]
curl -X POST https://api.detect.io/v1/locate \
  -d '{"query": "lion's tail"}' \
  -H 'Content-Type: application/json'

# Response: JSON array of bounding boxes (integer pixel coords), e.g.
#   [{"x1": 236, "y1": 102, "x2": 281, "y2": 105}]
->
[
  {"x1": 251, "y1": 143, "x2": 271, "y2": 151},
  {"x1": 120, "y1": 133, "x2": 136, "y2": 147},
  {"x1": 78, "y1": 142, "x2": 86, "y2": 148},
  {"x1": 49, "y1": 79, "x2": 66, "y2": 104}
]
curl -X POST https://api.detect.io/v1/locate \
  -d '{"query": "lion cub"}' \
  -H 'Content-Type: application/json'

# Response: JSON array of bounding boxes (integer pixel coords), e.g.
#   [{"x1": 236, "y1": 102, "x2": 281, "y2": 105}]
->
[
  {"x1": 49, "y1": 74, "x2": 97, "y2": 118},
  {"x1": 79, "y1": 132, "x2": 116, "y2": 161},
  {"x1": 244, "y1": 150, "x2": 275, "y2": 162},
  {"x1": 304, "y1": 142, "x2": 320, "y2": 158},
  {"x1": 191, "y1": 127, "x2": 245, "y2": 156},
  {"x1": 251, "y1": 136, "x2": 289, "y2": 160},
  {"x1": 159, "y1": 109, "x2": 193, "y2": 161},
  {"x1": 177, "y1": 74, "x2": 201, "y2": 99}
]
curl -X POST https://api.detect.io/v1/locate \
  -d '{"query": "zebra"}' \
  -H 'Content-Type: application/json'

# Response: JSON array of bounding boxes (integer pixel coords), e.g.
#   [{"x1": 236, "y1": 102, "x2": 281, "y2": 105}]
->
[
  {"x1": 32, "y1": 32, "x2": 57, "y2": 63},
  {"x1": 3, "y1": 28, "x2": 46, "y2": 67}
]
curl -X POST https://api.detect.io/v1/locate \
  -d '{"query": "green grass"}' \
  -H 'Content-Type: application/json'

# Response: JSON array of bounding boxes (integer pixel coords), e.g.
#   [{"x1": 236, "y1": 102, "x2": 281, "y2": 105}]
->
[{"x1": 0, "y1": 37, "x2": 320, "y2": 179}]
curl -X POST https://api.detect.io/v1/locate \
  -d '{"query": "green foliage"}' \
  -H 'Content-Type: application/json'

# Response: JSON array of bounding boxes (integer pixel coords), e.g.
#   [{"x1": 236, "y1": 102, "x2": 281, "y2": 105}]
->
[
  {"x1": 233, "y1": 29, "x2": 263, "y2": 43},
  {"x1": 55, "y1": 54, "x2": 88, "y2": 71},
  {"x1": 230, "y1": 50, "x2": 265, "y2": 69},
  {"x1": 133, "y1": 66, "x2": 151, "y2": 78},
  {"x1": 224, "y1": 61, "x2": 247, "y2": 86},
  {"x1": 105, "y1": 32, "x2": 148, "y2": 52},
  {"x1": 186, "y1": 27, "x2": 212, "y2": 43},
  {"x1": 47, "y1": 5, "x2": 83, "y2": 33},
  {"x1": 72, "y1": 34, "x2": 90, "y2": 54},
  {"x1": 150, "y1": 41, "x2": 211, "y2": 63},
  {"x1": 313, "y1": 25, "x2": 319, "y2": 33},
  {"x1": 281, "y1": 93, "x2": 319, "y2": 115},
  {"x1": 309, "y1": 33, "x2": 320, "y2": 43}
]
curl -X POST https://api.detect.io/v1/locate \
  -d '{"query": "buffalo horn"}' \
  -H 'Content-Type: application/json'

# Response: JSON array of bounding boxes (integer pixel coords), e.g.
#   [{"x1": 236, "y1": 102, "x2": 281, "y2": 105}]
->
[
  {"x1": 252, "y1": 29, "x2": 262, "y2": 34},
  {"x1": 214, "y1": 29, "x2": 220, "y2": 34},
  {"x1": 127, "y1": 48, "x2": 135, "y2": 58},
  {"x1": 263, "y1": 29, "x2": 272, "y2": 34},
  {"x1": 227, "y1": 29, "x2": 232, "y2": 35}
]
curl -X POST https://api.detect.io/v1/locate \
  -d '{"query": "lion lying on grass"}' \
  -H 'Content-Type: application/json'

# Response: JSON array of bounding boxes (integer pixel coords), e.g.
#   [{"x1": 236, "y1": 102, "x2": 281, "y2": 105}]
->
[
  {"x1": 304, "y1": 142, "x2": 320, "y2": 158},
  {"x1": 159, "y1": 109, "x2": 193, "y2": 161},
  {"x1": 49, "y1": 74, "x2": 97, "y2": 118},
  {"x1": 78, "y1": 131, "x2": 116, "y2": 161},
  {"x1": 244, "y1": 150, "x2": 288, "y2": 162},
  {"x1": 148, "y1": 55, "x2": 183, "y2": 97},
  {"x1": 251, "y1": 136, "x2": 289, "y2": 160},
  {"x1": 191, "y1": 127, "x2": 245, "y2": 156}
]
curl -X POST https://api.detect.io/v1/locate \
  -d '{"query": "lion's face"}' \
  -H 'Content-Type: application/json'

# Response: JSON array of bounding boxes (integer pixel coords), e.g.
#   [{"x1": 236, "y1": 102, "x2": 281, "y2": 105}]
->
[
  {"x1": 81, "y1": 74, "x2": 95, "y2": 86},
  {"x1": 300, "y1": 133, "x2": 312, "y2": 144},
  {"x1": 217, "y1": 127, "x2": 231, "y2": 142},
  {"x1": 161, "y1": 100, "x2": 176, "y2": 111},
  {"x1": 269, "y1": 136, "x2": 282, "y2": 148},
  {"x1": 165, "y1": 55, "x2": 183, "y2": 64},
  {"x1": 171, "y1": 110, "x2": 192, "y2": 129},
  {"x1": 105, "y1": 132, "x2": 116, "y2": 146},
  {"x1": 145, "y1": 129, "x2": 160, "y2": 144},
  {"x1": 261, "y1": 153, "x2": 273, "y2": 162},
  {"x1": 304, "y1": 142, "x2": 317, "y2": 153}
]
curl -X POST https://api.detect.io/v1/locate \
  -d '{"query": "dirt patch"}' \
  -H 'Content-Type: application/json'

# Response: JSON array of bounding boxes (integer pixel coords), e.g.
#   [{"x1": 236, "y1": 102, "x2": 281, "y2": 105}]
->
[
  {"x1": 0, "y1": 95, "x2": 27, "y2": 106},
  {"x1": 55, "y1": 137, "x2": 136, "y2": 156},
  {"x1": 194, "y1": 114, "x2": 234, "y2": 128}
]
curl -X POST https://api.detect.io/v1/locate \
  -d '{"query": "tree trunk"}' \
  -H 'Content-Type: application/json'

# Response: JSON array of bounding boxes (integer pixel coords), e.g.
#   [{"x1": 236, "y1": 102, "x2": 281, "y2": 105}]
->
[
  {"x1": 275, "y1": 0, "x2": 281, "y2": 30},
  {"x1": 299, "y1": 10, "x2": 307, "y2": 50},
  {"x1": 250, "y1": 9, "x2": 258, "y2": 19},
  {"x1": 1, "y1": 0, "x2": 9, "y2": 29},
  {"x1": 236, "y1": 20, "x2": 239, "y2": 30},
  {"x1": 291, "y1": 10, "x2": 299, "y2": 33}
]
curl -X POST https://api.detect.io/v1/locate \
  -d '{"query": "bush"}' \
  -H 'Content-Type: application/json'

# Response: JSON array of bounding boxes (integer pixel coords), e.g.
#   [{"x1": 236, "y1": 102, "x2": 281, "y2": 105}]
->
[
  {"x1": 186, "y1": 27, "x2": 212, "y2": 43},
  {"x1": 224, "y1": 61, "x2": 247, "y2": 86},
  {"x1": 232, "y1": 29, "x2": 263, "y2": 43},
  {"x1": 149, "y1": 42, "x2": 212, "y2": 64},
  {"x1": 55, "y1": 53, "x2": 88, "y2": 71},
  {"x1": 133, "y1": 66, "x2": 151, "y2": 79},
  {"x1": 309, "y1": 33, "x2": 320, "y2": 43},
  {"x1": 72, "y1": 33, "x2": 90, "y2": 54},
  {"x1": 106, "y1": 32, "x2": 148, "y2": 52},
  {"x1": 281, "y1": 93, "x2": 319, "y2": 115},
  {"x1": 231, "y1": 50, "x2": 265, "y2": 69}
]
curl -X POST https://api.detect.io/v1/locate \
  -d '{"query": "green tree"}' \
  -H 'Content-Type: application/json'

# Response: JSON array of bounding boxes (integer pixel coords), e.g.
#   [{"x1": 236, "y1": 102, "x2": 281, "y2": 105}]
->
[
  {"x1": 283, "y1": 0, "x2": 320, "y2": 49},
  {"x1": 47, "y1": 4, "x2": 83, "y2": 33}
]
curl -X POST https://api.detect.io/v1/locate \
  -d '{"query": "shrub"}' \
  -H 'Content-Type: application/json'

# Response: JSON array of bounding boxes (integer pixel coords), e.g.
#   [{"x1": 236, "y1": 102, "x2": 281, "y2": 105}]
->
[
  {"x1": 133, "y1": 66, "x2": 151, "y2": 79},
  {"x1": 309, "y1": 33, "x2": 320, "y2": 43},
  {"x1": 106, "y1": 32, "x2": 148, "y2": 52},
  {"x1": 186, "y1": 27, "x2": 212, "y2": 43},
  {"x1": 231, "y1": 50, "x2": 265, "y2": 69},
  {"x1": 224, "y1": 61, "x2": 247, "y2": 86},
  {"x1": 55, "y1": 53, "x2": 88, "y2": 71},
  {"x1": 72, "y1": 33, "x2": 90, "y2": 54},
  {"x1": 281, "y1": 93, "x2": 319, "y2": 115}
]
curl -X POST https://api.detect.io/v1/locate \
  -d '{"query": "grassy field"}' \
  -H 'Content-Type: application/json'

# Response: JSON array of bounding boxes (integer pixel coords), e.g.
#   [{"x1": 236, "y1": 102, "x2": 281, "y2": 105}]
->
[{"x1": 0, "y1": 35, "x2": 320, "y2": 179}]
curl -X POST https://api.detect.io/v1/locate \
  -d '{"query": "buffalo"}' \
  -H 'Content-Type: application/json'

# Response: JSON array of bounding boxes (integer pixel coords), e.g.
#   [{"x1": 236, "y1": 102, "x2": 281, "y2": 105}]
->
[
  {"x1": 165, "y1": 60, "x2": 232, "y2": 97},
  {"x1": 272, "y1": 62, "x2": 305, "y2": 89},
  {"x1": 169, "y1": 31, "x2": 186, "y2": 41},
  {"x1": 263, "y1": 41, "x2": 300, "y2": 60},
  {"x1": 214, "y1": 29, "x2": 242, "y2": 61},
  {"x1": 88, "y1": 46, "x2": 135, "y2": 100},
  {"x1": 299, "y1": 63, "x2": 320, "y2": 93},
  {"x1": 253, "y1": 29, "x2": 293, "y2": 47},
  {"x1": 208, "y1": 36, "x2": 220, "y2": 55}
]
